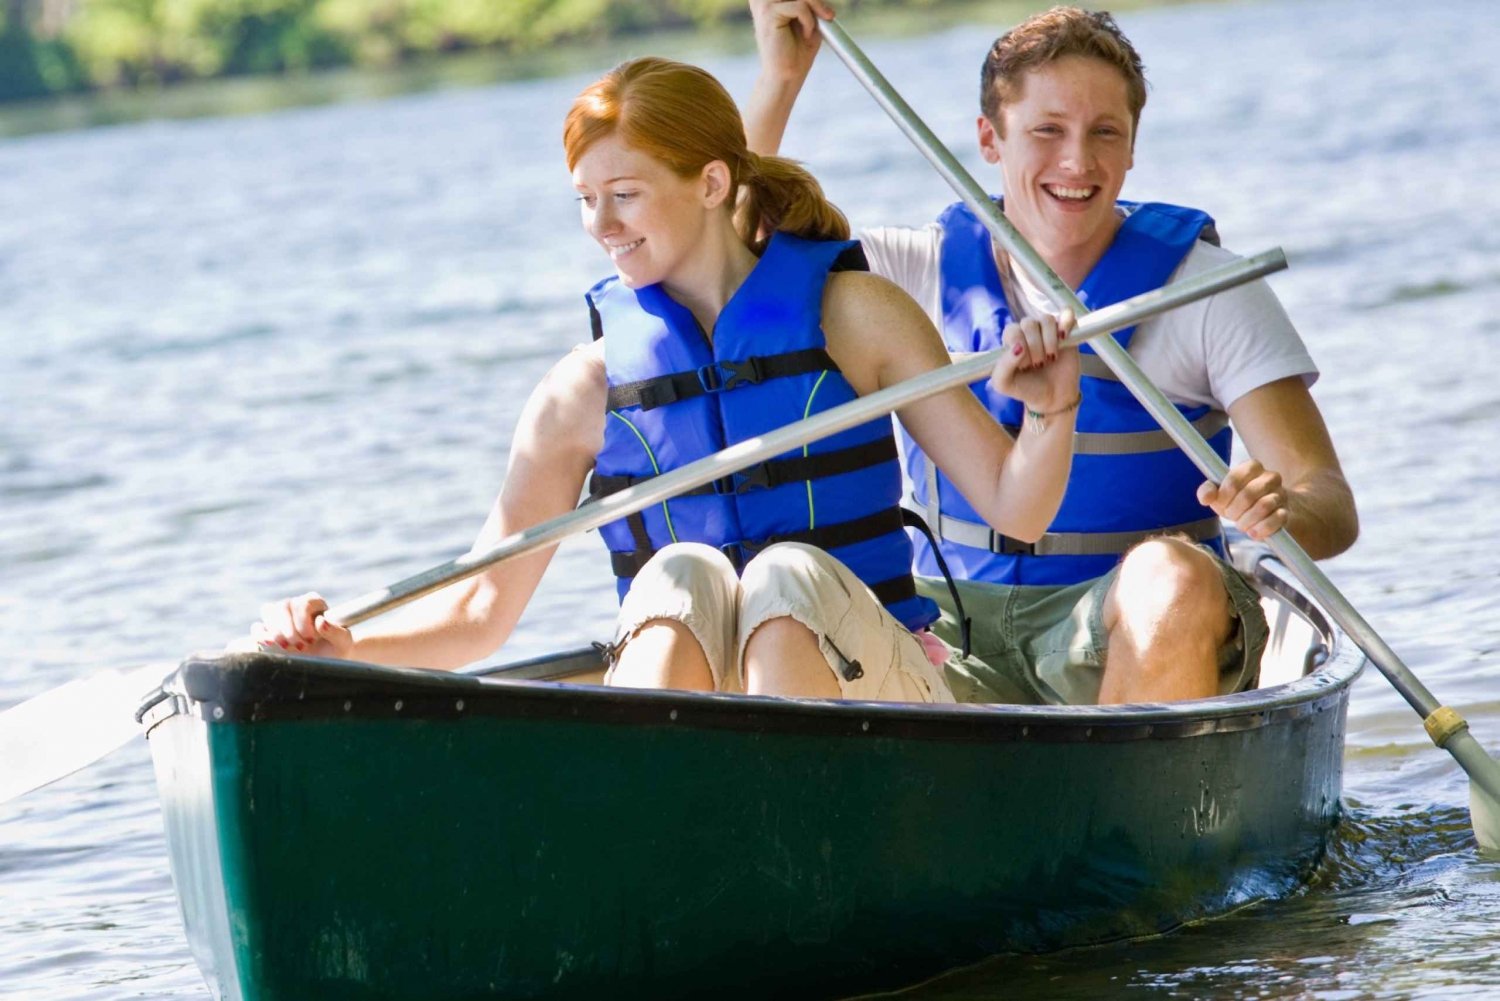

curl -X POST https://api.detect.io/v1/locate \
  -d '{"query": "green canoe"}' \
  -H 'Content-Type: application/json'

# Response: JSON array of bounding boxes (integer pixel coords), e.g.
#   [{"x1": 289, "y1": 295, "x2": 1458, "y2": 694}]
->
[{"x1": 139, "y1": 550, "x2": 1364, "y2": 1000}]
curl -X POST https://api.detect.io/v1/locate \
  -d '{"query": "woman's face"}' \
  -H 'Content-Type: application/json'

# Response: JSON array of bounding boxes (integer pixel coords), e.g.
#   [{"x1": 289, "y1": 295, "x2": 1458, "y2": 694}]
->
[{"x1": 572, "y1": 134, "x2": 716, "y2": 290}]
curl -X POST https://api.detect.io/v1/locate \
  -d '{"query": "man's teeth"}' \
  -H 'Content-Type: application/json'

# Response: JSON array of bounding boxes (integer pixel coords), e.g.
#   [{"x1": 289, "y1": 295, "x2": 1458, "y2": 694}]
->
[
  {"x1": 1047, "y1": 185, "x2": 1094, "y2": 200},
  {"x1": 609, "y1": 238, "x2": 644, "y2": 258}
]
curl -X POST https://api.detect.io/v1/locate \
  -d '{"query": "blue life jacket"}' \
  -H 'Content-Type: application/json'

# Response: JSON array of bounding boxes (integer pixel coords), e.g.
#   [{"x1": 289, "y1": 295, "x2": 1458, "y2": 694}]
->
[
  {"x1": 906, "y1": 200, "x2": 1233, "y2": 586},
  {"x1": 588, "y1": 232, "x2": 939, "y2": 632}
]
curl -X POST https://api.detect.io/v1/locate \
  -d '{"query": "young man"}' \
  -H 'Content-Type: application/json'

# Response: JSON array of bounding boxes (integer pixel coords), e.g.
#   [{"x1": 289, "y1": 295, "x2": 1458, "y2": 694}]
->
[{"x1": 746, "y1": 2, "x2": 1358, "y2": 705}]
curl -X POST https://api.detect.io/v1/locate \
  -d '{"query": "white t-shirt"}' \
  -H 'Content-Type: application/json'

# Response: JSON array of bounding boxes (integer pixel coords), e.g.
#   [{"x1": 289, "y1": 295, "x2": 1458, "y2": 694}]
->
[{"x1": 860, "y1": 221, "x2": 1317, "y2": 411}]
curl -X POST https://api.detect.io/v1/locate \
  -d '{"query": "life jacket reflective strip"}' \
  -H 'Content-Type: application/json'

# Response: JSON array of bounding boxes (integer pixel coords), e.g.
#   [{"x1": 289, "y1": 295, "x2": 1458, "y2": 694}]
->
[
  {"x1": 906, "y1": 199, "x2": 1234, "y2": 586},
  {"x1": 588, "y1": 232, "x2": 939, "y2": 631}
]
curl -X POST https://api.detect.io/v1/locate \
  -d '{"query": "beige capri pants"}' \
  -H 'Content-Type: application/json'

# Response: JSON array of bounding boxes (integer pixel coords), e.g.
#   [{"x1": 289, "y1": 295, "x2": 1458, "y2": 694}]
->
[{"x1": 606, "y1": 542, "x2": 955, "y2": 702}]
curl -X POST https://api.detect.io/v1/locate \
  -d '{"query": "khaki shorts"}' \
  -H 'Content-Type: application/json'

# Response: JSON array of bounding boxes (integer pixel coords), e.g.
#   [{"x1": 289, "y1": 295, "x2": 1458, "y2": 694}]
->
[
  {"x1": 917, "y1": 547, "x2": 1268, "y2": 705},
  {"x1": 609, "y1": 541, "x2": 954, "y2": 703}
]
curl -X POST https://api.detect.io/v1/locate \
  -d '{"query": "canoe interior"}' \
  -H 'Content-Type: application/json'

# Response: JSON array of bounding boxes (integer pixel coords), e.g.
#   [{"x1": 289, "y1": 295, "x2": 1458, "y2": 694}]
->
[{"x1": 141, "y1": 549, "x2": 1364, "y2": 1001}]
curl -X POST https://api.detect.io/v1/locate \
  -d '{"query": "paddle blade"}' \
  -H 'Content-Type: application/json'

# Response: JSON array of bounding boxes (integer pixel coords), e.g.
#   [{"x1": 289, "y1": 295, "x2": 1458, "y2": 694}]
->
[
  {"x1": 1445, "y1": 726, "x2": 1500, "y2": 854},
  {"x1": 1473, "y1": 783, "x2": 1500, "y2": 856},
  {"x1": 0, "y1": 662, "x2": 171, "y2": 805}
]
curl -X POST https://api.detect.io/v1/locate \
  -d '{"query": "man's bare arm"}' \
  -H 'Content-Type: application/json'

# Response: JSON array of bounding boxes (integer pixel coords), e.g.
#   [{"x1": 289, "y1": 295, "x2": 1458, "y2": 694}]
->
[{"x1": 1208, "y1": 377, "x2": 1358, "y2": 559}]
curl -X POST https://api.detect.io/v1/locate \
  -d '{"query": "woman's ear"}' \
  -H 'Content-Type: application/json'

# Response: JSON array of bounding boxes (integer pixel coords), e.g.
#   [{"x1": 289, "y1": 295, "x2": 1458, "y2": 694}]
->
[{"x1": 701, "y1": 160, "x2": 733, "y2": 209}]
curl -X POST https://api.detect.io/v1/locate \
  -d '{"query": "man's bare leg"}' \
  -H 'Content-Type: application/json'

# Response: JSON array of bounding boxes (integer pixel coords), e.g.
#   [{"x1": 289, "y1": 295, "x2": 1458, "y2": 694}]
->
[{"x1": 1097, "y1": 537, "x2": 1232, "y2": 703}]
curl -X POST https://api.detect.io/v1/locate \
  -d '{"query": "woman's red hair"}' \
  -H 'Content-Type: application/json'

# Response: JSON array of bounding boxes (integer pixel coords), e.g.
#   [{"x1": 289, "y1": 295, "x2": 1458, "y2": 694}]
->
[{"x1": 564, "y1": 57, "x2": 848, "y2": 252}]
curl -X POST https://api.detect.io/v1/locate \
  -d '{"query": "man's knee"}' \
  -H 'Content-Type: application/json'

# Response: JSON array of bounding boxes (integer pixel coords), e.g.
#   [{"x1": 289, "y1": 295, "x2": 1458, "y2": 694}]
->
[{"x1": 1109, "y1": 537, "x2": 1232, "y2": 640}]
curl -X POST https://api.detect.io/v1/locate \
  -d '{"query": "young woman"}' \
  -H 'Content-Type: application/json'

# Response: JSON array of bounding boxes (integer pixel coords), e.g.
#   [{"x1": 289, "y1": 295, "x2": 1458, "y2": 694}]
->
[{"x1": 247, "y1": 57, "x2": 1080, "y2": 702}]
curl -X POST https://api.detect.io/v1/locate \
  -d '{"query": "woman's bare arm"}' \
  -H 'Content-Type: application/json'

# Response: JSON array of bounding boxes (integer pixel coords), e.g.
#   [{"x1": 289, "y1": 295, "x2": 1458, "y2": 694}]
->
[
  {"x1": 821, "y1": 271, "x2": 1077, "y2": 543},
  {"x1": 249, "y1": 345, "x2": 607, "y2": 669}
]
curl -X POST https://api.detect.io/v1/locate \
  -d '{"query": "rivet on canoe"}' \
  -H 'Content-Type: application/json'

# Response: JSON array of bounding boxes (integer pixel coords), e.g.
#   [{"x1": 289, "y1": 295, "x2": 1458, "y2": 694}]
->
[
  {"x1": 669, "y1": 709, "x2": 678, "y2": 721},
  {"x1": 212, "y1": 706, "x2": 224, "y2": 720},
  {"x1": 1021, "y1": 725, "x2": 1029, "y2": 737},
  {"x1": 455, "y1": 699, "x2": 465, "y2": 712},
  {"x1": 343, "y1": 700, "x2": 352, "y2": 712},
  {"x1": 861, "y1": 721, "x2": 870, "y2": 732},
  {"x1": 394, "y1": 700, "x2": 404, "y2": 712},
  {"x1": 1084, "y1": 727, "x2": 1093, "y2": 738}
]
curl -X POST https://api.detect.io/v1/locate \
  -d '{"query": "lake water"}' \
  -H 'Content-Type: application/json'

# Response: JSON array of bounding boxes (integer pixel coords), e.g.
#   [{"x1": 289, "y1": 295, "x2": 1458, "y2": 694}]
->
[{"x1": 2, "y1": 0, "x2": 1498, "y2": 996}]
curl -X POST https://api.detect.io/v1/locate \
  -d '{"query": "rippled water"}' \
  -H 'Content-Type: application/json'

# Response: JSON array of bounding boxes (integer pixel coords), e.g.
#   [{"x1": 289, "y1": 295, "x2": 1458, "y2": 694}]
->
[{"x1": 2, "y1": 0, "x2": 1498, "y2": 996}]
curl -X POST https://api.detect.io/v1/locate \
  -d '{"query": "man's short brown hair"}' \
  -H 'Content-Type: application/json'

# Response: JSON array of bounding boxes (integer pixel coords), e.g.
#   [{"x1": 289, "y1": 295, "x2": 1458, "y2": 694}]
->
[{"x1": 980, "y1": 7, "x2": 1147, "y2": 132}]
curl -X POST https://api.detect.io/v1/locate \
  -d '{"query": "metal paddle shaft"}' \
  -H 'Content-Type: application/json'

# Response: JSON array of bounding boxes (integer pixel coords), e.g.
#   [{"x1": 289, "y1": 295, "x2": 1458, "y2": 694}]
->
[
  {"x1": 0, "y1": 241, "x2": 1278, "y2": 810},
  {"x1": 326, "y1": 251, "x2": 1283, "y2": 628},
  {"x1": 816, "y1": 17, "x2": 1500, "y2": 848}
]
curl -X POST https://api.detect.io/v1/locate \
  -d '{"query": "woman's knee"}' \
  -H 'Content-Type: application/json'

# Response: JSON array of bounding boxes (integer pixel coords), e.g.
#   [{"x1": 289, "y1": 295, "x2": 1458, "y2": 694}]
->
[
  {"x1": 740, "y1": 542, "x2": 845, "y2": 607},
  {"x1": 636, "y1": 541, "x2": 738, "y2": 588}
]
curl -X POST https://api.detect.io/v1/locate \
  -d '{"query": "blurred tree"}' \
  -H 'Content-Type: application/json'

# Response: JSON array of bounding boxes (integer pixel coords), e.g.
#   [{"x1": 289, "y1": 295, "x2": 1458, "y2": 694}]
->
[
  {"x1": 2, "y1": 0, "x2": 967, "y2": 102},
  {"x1": 0, "y1": 0, "x2": 50, "y2": 98}
]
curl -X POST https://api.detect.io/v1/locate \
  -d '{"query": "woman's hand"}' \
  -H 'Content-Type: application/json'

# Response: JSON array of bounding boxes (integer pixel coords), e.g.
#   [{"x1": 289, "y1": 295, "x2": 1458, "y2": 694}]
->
[
  {"x1": 1197, "y1": 459, "x2": 1289, "y2": 542},
  {"x1": 988, "y1": 310, "x2": 1080, "y2": 415},
  {"x1": 750, "y1": 0, "x2": 835, "y2": 83},
  {"x1": 240, "y1": 592, "x2": 355, "y2": 659}
]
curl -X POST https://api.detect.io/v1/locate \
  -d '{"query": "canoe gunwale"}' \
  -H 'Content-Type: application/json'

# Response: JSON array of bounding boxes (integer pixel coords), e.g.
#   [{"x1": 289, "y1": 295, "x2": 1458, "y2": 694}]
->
[{"x1": 141, "y1": 553, "x2": 1364, "y2": 746}]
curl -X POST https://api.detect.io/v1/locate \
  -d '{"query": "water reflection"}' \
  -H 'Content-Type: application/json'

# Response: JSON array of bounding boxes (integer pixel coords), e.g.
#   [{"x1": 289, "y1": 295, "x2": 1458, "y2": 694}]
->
[{"x1": 889, "y1": 808, "x2": 1497, "y2": 999}]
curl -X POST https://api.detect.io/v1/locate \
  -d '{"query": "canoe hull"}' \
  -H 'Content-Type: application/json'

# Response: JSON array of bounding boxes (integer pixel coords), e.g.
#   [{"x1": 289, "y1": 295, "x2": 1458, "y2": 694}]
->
[{"x1": 142, "y1": 559, "x2": 1361, "y2": 999}]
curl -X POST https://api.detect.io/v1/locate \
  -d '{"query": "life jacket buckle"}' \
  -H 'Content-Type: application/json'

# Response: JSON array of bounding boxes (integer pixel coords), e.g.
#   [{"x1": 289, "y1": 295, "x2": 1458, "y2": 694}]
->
[
  {"x1": 695, "y1": 362, "x2": 725, "y2": 394},
  {"x1": 733, "y1": 463, "x2": 772, "y2": 492},
  {"x1": 720, "y1": 357, "x2": 763, "y2": 389},
  {"x1": 990, "y1": 530, "x2": 1036, "y2": 556},
  {"x1": 695, "y1": 358, "x2": 763, "y2": 394}
]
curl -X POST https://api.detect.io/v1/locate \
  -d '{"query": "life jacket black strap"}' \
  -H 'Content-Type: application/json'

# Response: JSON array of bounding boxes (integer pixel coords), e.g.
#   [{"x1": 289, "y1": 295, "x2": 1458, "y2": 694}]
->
[
  {"x1": 831, "y1": 242, "x2": 871, "y2": 273},
  {"x1": 868, "y1": 574, "x2": 918, "y2": 609},
  {"x1": 606, "y1": 348, "x2": 837, "y2": 412},
  {"x1": 901, "y1": 508, "x2": 971, "y2": 659},
  {"x1": 588, "y1": 296, "x2": 605, "y2": 342},
  {"x1": 736, "y1": 507, "x2": 903, "y2": 557},
  {"x1": 589, "y1": 437, "x2": 898, "y2": 501}
]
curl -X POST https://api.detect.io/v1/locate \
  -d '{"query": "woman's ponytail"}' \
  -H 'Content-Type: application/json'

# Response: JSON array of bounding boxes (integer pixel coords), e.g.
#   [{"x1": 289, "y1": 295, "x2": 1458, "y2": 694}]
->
[{"x1": 735, "y1": 151, "x2": 850, "y2": 253}]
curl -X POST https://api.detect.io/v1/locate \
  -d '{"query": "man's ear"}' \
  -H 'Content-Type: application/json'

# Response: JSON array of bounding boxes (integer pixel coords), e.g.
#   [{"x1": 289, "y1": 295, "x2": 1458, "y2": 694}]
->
[
  {"x1": 702, "y1": 160, "x2": 733, "y2": 209},
  {"x1": 977, "y1": 115, "x2": 1003, "y2": 165}
]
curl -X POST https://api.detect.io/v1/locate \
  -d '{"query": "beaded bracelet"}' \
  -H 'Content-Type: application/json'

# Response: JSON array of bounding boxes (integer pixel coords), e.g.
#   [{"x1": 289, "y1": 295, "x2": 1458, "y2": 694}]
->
[{"x1": 1024, "y1": 395, "x2": 1082, "y2": 433}]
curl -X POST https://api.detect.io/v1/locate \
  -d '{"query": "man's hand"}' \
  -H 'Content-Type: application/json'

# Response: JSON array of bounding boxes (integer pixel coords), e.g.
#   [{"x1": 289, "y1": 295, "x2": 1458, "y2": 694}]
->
[{"x1": 1197, "y1": 459, "x2": 1288, "y2": 542}]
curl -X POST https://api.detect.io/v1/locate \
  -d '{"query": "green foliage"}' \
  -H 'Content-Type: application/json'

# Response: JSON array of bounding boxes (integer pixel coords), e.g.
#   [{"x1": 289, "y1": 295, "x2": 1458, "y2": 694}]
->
[{"x1": 0, "y1": 0, "x2": 945, "y2": 102}]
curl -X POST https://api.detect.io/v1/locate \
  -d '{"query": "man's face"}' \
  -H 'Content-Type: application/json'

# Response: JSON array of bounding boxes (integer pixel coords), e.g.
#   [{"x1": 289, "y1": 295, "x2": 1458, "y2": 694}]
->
[{"x1": 978, "y1": 55, "x2": 1135, "y2": 262}]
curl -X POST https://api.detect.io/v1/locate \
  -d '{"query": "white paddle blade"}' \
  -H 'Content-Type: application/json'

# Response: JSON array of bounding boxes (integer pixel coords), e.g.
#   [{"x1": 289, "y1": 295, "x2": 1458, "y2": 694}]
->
[
  {"x1": 0, "y1": 662, "x2": 172, "y2": 805},
  {"x1": 1448, "y1": 727, "x2": 1500, "y2": 854},
  {"x1": 1473, "y1": 783, "x2": 1500, "y2": 856}
]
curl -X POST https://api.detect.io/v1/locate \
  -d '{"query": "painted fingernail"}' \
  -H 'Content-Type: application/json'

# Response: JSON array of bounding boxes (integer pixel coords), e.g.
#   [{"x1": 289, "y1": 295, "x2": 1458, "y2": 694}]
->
[
  {"x1": 1013, "y1": 344, "x2": 1024, "y2": 355},
  {"x1": 278, "y1": 639, "x2": 289, "y2": 649},
  {"x1": 295, "y1": 642, "x2": 306, "y2": 651}
]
